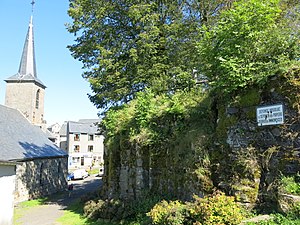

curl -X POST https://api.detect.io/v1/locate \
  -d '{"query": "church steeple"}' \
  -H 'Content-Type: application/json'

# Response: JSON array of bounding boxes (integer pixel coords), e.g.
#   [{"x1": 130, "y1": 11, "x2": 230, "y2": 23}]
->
[
  {"x1": 5, "y1": 1, "x2": 45, "y2": 88},
  {"x1": 4, "y1": 0, "x2": 46, "y2": 127},
  {"x1": 18, "y1": 15, "x2": 37, "y2": 78}
]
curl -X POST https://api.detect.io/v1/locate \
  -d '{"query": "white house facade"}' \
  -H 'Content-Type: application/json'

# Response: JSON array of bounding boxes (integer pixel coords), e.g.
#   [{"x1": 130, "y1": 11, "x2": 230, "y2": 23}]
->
[{"x1": 59, "y1": 120, "x2": 105, "y2": 170}]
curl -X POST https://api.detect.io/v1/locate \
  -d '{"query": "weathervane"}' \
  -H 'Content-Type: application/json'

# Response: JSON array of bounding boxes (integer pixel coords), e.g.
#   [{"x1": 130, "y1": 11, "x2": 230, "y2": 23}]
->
[{"x1": 31, "y1": 0, "x2": 35, "y2": 13}]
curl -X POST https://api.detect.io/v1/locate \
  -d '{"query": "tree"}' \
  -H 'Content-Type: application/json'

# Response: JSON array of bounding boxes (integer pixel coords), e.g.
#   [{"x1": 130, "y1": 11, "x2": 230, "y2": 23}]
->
[
  {"x1": 67, "y1": 0, "x2": 234, "y2": 111},
  {"x1": 197, "y1": 0, "x2": 300, "y2": 94}
]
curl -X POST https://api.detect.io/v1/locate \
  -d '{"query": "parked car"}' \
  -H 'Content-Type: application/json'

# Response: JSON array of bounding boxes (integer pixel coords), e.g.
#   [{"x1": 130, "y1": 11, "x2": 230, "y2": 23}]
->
[
  {"x1": 67, "y1": 173, "x2": 74, "y2": 181},
  {"x1": 99, "y1": 167, "x2": 104, "y2": 176},
  {"x1": 73, "y1": 169, "x2": 89, "y2": 180}
]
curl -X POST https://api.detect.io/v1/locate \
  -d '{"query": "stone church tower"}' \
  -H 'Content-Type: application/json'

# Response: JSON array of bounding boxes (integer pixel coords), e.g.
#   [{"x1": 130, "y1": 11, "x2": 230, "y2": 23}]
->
[{"x1": 4, "y1": 12, "x2": 46, "y2": 128}]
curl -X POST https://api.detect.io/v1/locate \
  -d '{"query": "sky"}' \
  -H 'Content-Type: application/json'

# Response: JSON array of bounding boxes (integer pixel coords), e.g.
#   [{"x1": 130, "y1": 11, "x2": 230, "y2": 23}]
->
[{"x1": 0, "y1": 0, "x2": 100, "y2": 125}]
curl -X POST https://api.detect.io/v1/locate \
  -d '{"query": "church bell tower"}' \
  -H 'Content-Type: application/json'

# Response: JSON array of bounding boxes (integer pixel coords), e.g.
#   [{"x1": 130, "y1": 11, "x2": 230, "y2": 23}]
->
[{"x1": 4, "y1": 0, "x2": 46, "y2": 127}]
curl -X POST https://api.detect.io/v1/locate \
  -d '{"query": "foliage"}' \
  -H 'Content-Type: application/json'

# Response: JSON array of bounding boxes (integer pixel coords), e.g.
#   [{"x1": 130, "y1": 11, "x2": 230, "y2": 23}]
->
[
  {"x1": 245, "y1": 212, "x2": 300, "y2": 225},
  {"x1": 102, "y1": 89, "x2": 213, "y2": 198},
  {"x1": 279, "y1": 174, "x2": 300, "y2": 195},
  {"x1": 83, "y1": 194, "x2": 161, "y2": 223},
  {"x1": 67, "y1": 0, "x2": 195, "y2": 111},
  {"x1": 197, "y1": 0, "x2": 300, "y2": 94},
  {"x1": 187, "y1": 191, "x2": 246, "y2": 225},
  {"x1": 57, "y1": 199, "x2": 116, "y2": 225},
  {"x1": 147, "y1": 200, "x2": 186, "y2": 225},
  {"x1": 147, "y1": 191, "x2": 245, "y2": 225},
  {"x1": 103, "y1": 89, "x2": 211, "y2": 142},
  {"x1": 67, "y1": 0, "x2": 236, "y2": 111}
]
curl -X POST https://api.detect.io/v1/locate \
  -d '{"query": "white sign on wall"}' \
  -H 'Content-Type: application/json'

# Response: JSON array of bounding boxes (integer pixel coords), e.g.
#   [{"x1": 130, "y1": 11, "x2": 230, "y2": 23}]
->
[{"x1": 256, "y1": 104, "x2": 284, "y2": 126}]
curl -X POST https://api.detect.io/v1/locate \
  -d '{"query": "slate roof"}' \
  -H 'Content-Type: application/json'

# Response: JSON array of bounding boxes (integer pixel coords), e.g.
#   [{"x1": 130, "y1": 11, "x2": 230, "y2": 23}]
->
[
  {"x1": 5, "y1": 73, "x2": 46, "y2": 89},
  {"x1": 68, "y1": 120, "x2": 101, "y2": 134},
  {"x1": 0, "y1": 105, "x2": 67, "y2": 162},
  {"x1": 59, "y1": 123, "x2": 67, "y2": 136}
]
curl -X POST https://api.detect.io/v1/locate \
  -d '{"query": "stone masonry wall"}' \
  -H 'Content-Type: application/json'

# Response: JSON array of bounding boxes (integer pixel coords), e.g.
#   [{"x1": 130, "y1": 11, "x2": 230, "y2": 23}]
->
[
  {"x1": 15, "y1": 157, "x2": 68, "y2": 202},
  {"x1": 5, "y1": 82, "x2": 45, "y2": 126},
  {"x1": 212, "y1": 84, "x2": 300, "y2": 209}
]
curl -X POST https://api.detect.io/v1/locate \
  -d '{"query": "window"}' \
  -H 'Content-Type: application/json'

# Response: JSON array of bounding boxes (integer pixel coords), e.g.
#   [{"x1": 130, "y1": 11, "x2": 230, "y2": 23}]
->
[
  {"x1": 74, "y1": 134, "x2": 80, "y2": 141},
  {"x1": 74, "y1": 145, "x2": 80, "y2": 152},
  {"x1": 72, "y1": 157, "x2": 80, "y2": 163},
  {"x1": 35, "y1": 89, "x2": 40, "y2": 109},
  {"x1": 88, "y1": 145, "x2": 94, "y2": 152},
  {"x1": 58, "y1": 161, "x2": 61, "y2": 174},
  {"x1": 40, "y1": 163, "x2": 44, "y2": 185},
  {"x1": 88, "y1": 134, "x2": 94, "y2": 141}
]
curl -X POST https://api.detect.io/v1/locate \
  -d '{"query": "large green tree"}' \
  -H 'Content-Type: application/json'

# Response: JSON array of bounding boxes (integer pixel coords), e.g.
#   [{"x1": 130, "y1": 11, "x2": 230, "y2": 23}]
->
[
  {"x1": 197, "y1": 0, "x2": 300, "y2": 94},
  {"x1": 67, "y1": 0, "x2": 233, "y2": 111}
]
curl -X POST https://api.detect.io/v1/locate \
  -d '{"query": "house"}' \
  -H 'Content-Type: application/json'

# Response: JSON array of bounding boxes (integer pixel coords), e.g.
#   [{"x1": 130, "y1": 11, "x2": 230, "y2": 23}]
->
[
  {"x1": 59, "y1": 122, "x2": 68, "y2": 151},
  {"x1": 47, "y1": 123, "x2": 62, "y2": 146},
  {"x1": 0, "y1": 104, "x2": 68, "y2": 225},
  {"x1": 64, "y1": 120, "x2": 104, "y2": 169}
]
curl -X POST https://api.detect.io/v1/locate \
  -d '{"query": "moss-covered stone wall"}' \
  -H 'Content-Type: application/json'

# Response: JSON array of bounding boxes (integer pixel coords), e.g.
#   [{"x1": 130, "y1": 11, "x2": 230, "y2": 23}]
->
[
  {"x1": 102, "y1": 69, "x2": 300, "y2": 210},
  {"x1": 211, "y1": 70, "x2": 300, "y2": 209}
]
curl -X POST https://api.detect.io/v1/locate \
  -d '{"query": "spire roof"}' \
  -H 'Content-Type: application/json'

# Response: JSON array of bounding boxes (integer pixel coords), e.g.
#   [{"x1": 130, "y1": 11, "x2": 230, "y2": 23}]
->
[{"x1": 5, "y1": 13, "x2": 46, "y2": 89}]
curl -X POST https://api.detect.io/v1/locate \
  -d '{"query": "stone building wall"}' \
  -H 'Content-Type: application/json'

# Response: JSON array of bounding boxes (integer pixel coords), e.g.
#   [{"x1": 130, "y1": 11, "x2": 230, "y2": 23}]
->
[
  {"x1": 5, "y1": 82, "x2": 45, "y2": 126},
  {"x1": 15, "y1": 157, "x2": 67, "y2": 202}
]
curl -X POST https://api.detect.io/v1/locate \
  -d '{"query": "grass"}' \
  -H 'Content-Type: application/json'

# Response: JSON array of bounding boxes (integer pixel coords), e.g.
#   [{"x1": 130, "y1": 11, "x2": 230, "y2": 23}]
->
[
  {"x1": 19, "y1": 197, "x2": 48, "y2": 208},
  {"x1": 245, "y1": 214, "x2": 300, "y2": 225},
  {"x1": 14, "y1": 197, "x2": 48, "y2": 225},
  {"x1": 88, "y1": 168, "x2": 100, "y2": 176},
  {"x1": 56, "y1": 200, "x2": 119, "y2": 225}
]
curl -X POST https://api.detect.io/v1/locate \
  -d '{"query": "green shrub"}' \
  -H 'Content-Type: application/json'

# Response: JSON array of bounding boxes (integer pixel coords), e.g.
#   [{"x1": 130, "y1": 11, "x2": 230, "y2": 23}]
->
[
  {"x1": 84, "y1": 194, "x2": 161, "y2": 223},
  {"x1": 147, "y1": 191, "x2": 245, "y2": 225},
  {"x1": 188, "y1": 191, "x2": 245, "y2": 225},
  {"x1": 280, "y1": 175, "x2": 300, "y2": 195},
  {"x1": 147, "y1": 200, "x2": 187, "y2": 225}
]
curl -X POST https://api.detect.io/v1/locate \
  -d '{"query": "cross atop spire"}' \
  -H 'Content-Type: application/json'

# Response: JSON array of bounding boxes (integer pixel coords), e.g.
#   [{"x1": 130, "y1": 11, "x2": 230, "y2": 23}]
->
[{"x1": 31, "y1": 0, "x2": 35, "y2": 13}]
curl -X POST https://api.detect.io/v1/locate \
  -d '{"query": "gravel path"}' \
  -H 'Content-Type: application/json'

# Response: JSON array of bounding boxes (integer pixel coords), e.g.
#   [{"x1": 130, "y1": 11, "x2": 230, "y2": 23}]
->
[{"x1": 15, "y1": 175, "x2": 102, "y2": 225}]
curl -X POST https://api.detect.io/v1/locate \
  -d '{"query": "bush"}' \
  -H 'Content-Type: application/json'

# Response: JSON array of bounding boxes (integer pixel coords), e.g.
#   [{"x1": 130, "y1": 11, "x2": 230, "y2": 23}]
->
[
  {"x1": 147, "y1": 200, "x2": 187, "y2": 225},
  {"x1": 83, "y1": 194, "x2": 162, "y2": 223},
  {"x1": 187, "y1": 191, "x2": 245, "y2": 225},
  {"x1": 279, "y1": 175, "x2": 300, "y2": 195},
  {"x1": 147, "y1": 191, "x2": 245, "y2": 225}
]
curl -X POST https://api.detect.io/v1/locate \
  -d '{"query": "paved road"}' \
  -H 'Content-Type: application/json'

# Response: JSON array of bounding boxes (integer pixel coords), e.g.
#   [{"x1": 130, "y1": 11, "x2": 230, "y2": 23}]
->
[{"x1": 15, "y1": 175, "x2": 102, "y2": 225}]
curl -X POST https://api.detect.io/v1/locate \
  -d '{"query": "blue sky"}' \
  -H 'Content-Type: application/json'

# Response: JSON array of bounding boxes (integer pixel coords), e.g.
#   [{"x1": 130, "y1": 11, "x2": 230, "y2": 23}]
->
[{"x1": 0, "y1": 0, "x2": 100, "y2": 125}]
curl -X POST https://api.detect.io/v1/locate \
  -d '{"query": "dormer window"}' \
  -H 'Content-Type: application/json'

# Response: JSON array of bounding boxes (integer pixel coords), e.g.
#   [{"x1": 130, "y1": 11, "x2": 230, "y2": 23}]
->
[{"x1": 35, "y1": 89, "x2": 40, "y2": 109}]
